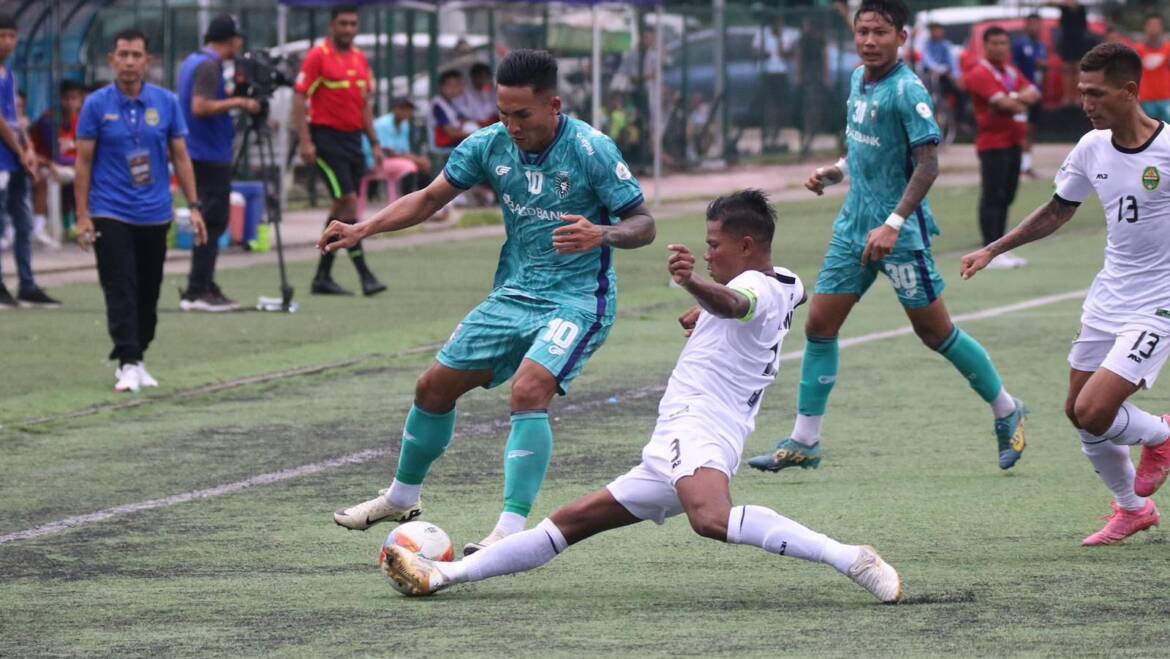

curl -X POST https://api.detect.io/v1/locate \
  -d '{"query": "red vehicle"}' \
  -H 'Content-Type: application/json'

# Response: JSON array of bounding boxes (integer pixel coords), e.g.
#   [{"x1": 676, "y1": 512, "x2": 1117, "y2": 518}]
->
[{"x1": 961, "y1": 17, "x2": 1108, "y2": 110}]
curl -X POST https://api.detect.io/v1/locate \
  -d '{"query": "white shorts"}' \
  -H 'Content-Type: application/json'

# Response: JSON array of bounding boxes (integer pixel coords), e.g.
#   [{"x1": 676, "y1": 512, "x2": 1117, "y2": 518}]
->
[
  {"x1": 605, "y1": 413, "x2": 741, "y2": 525},
  {"x1": 1068, "y1": 323, "x2": 1170, "y2": 390}
]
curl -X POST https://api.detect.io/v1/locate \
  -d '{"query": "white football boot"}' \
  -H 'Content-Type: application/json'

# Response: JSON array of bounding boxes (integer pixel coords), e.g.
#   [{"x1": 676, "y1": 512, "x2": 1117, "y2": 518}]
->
[
  {"x1": 846, "y1": 545, "x2": 903, "y2": 603},
  {"x1": 462, "y1": 528, "x2": 510, "y2": 556},
  {"x1": 333, "y1": 495, "x2": 422, "y2": 530}
]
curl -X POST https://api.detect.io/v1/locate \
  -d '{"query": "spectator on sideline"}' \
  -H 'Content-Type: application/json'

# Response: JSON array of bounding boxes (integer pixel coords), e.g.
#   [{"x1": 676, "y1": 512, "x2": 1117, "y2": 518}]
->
[
  {"x1": 1012, "y1": 14, "x2": 1048, "y2": 178},
  {"x1": 1136, "y1": 14, "x2": 1170, "y2": 123},
  {"x1": 752, "y1": 20, "x2": 793, "y2": 147},
  {"x1": 30, "y1": 79, "x2": 86, "y2": 248},
  {"x1": 292, "y1": 4, "x2": 387, "y2": 297},
  {"x1": 921, "y1": 21, "x2": 967, "y2": 129},
  {"x1": 796, "y1": 13, "x2": 829, "y2": 157},
  {"x1": 454, "y1": 62, "x2": 498, "y2": 126},
  {"x1": 0, "y1": 12, "x2": 58, "y2": 309},
  {"x1": 373, "y1": 97, "x2": 430, "y2": 195},
  {"x1": 965, "y1": 26, "x2": 1041, "y2": 270},
  {"x1": 177, "y1": 13, "x2": 262, "y2": 312},
  {"x1": 74, "y1": 28, "x2": 207, "y2": 392},
  {"x1": 431, "y1": 69, "x2": 475, "y2": 151},
  {"x1": 1051, "y1": 0, "x2": 1090, "y2": 106}
]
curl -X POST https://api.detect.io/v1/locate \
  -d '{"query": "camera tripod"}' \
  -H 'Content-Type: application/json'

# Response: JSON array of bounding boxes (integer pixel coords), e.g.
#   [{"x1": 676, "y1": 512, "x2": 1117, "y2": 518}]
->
[{"x1": 234, "y1": 103, "x2": 295, "y2": 312}]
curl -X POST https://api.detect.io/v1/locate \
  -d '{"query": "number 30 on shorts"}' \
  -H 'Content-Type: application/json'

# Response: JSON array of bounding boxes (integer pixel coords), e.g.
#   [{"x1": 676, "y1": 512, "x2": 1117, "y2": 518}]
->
[{"x1": 542, "y1": 318, "x2": 581, "y2": 356}]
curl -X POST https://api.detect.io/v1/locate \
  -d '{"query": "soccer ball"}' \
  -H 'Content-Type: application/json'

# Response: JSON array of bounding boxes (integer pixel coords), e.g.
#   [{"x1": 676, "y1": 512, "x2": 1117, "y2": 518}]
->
[{"x1": 381, "y1": 521, "x2": 454, "y2": 562}]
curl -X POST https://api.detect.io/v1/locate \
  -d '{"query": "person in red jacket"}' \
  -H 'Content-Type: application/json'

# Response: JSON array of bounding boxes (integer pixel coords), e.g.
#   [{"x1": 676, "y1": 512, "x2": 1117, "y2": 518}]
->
[{"x1": 964, "y1": 26, "x2": 1041, "y2": 269}]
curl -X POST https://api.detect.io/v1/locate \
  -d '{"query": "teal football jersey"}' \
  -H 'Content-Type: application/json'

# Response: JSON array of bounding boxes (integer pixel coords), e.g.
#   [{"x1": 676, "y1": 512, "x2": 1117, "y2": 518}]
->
[
  {"x1": 837, "y1": 62, "x2": 941, "y2": 251},
  {"x1": 443, "y1": 115, "x2": 644, "y2": 320}
]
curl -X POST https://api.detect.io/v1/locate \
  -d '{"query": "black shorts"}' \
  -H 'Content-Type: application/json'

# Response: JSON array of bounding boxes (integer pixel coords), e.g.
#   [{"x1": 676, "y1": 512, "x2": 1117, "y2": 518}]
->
[{"x1": 310, "y1": 125, "x2": 366, "y2": 199}]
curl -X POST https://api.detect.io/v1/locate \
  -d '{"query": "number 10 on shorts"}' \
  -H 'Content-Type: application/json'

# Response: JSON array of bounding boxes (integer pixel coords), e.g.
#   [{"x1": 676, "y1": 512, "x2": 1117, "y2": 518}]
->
[{"x1": 542, "y1": 318, "x2": 581, "y2": 356}]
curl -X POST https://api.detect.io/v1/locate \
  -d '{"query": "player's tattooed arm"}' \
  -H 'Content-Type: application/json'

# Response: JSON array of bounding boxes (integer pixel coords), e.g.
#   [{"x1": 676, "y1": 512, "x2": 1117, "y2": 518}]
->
[
  {"x1": 606, "y1": 203, "x2": 657, "y2": 248},
  {"x1": 960, "y1": 197, "x2": 1078, "y2": 279},
  {"x1": 893, "y1": 142, "x2": 939, "y2": 219},
  {"x1": 553, "y1": 203, "x2": 656, "y2": 254},
  {"x1": 667, "y1": 244, "x2": 751, "y2": 319},
  {"x1": 988, "y1": 197, "x2": 1078, "y2": 255}
]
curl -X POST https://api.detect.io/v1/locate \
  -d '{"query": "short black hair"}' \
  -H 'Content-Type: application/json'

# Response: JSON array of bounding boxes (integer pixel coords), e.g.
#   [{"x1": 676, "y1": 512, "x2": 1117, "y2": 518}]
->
[
  {"x1": 0, "y1": 12, "x2": 15, "y2": 31},
  {"x1": 469, "y1": 62, "x2": 492, "y2": 78},
  {"x1": 438, "y1": 69, "x2": 463, "y2": 85},
  {"x1": 60, "y1": 79, "x2": 86, "y2": 95},
  {"x1": 331, "y1": 5, "x2": 359, "y2": 20},
  {"x1": 1080, "y1": 42, "x2": 1143, "y2": 87},
  {"x1": 496, "y1": 49, "x2": 558, "y2": 94},
  {"x1": 1026, "y1": 12, "x2": 1042, "y2": 21},
  {"x1": 706, "y1": 189, "x2": 776, "y2": 246},
  {"x1": 983, "y1": 26, "x2": 1010, "y2": 43},
  {"x1": 855, "y1": 0, "x2": 909, "y2": 32},
  {"x1": 112, "y1": 28, "x2": 149, "y2": 51}
]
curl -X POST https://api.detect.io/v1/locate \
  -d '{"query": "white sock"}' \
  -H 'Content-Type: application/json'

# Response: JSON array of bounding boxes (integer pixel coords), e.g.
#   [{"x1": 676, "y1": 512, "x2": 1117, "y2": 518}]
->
[
  {"x1": 494, "y1": 511, "x2": 527, "y2": 535},
  {"x1": 726, "y1": 505, "x2": 860, "y2": 574},
  {"x1": 384, "y1": 479, "x2": 421, "y2": 508},
  {"x1": 439, "y1": 517, "x2": 568, "y2": 586},
  {"x1": 1021, "y1": 152, "x2": 1033, "y2": 172},
  {"x1": 1102, "y1": 403, "x2": 1170, "y2": 447},
  {"x1": 1080, "y1": 430, "x2": 1146, "y2": 511},
  {"x1": 991, "y1": 388, "x2": 1016, "y2": 419},
  {"x1": 790, "y1": 415, "x2": 824, "y2": 446}
]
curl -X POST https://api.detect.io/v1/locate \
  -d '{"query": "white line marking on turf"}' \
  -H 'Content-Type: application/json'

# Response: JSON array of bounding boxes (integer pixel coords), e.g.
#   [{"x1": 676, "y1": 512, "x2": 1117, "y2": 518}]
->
[{"x1": 0, "y1": 288, "x2": 1088, "y2": 547}]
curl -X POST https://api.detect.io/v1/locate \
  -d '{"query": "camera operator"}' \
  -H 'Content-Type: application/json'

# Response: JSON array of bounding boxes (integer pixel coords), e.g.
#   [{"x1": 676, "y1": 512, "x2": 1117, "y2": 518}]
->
[
  {"x1": 292, "y1": 4, "x2": 386, "y2": 297},
  {"x1": 177, "y1": 14, "x2": 260, "y2": 312}
]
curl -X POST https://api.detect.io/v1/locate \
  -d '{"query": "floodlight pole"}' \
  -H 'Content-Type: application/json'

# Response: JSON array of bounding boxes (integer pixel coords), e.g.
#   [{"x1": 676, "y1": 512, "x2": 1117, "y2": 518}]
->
[
  {"x1": 653, "y1": 3, "x2": 663, "y2": 208},
  {"x1": 591, "y1": 4, "x2": 602, "y2": 128}
]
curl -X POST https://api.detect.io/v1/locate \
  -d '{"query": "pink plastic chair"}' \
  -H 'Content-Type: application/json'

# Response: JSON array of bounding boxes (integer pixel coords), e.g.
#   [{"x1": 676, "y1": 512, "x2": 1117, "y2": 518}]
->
[{"x1": 357, "y1": 157, "x2": 419, "y2": 218}]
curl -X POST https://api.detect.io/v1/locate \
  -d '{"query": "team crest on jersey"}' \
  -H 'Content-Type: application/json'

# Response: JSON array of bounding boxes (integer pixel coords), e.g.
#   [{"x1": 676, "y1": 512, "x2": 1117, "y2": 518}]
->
[
  {"x1": 495, "y1": 165, "x2": 512, "y2": 176},
  {"x1": 553, "y1": 171, "x2": 571, "y2": 198},
  {"x1": 145, "y1": 108, "x2": 160, "y2": 126},
  {"x1": 615, "y1": 162, "x2": 632, "y2": 181},
  {"x1": 1142, "y1": 166, "x2": 1160, "y2": 191}
]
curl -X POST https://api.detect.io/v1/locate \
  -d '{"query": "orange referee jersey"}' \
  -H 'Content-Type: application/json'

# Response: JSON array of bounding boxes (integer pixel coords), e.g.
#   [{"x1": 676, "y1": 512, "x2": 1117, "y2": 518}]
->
[{"x1": 294, "y1": 40, "x2": 372, "y2": 132}]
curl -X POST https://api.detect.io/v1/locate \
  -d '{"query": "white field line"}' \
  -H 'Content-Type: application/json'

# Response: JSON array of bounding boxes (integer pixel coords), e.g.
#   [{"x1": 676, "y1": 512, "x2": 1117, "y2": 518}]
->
[{"x1": 0, "y1": 288, "x2": 1087, "y2": 547}]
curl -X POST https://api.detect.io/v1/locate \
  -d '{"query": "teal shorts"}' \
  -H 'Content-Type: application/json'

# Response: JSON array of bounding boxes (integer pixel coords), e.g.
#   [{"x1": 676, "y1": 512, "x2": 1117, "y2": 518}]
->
[
  {"x1": 437, "y1": 290, "x2": 613, "y2": 394},
  {"x1": 814, "y1": 236, "x2": 946, "y2": 309},
  {"x1": 1142, "y1": 100, "x2": 1170, "y2": 123}
]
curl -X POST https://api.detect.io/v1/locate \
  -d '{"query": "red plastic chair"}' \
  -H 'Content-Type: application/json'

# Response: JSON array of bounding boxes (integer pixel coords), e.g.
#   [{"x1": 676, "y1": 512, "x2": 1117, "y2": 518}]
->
[{"x1": 357, "y1": 157, "x2": 419, "y2": 219}]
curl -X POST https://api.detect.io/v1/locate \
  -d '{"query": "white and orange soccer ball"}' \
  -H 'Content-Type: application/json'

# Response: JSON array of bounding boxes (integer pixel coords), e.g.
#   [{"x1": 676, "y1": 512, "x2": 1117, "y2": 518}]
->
[{"x1": 380, "y1": 521, "x2": 454, "y2": 562}]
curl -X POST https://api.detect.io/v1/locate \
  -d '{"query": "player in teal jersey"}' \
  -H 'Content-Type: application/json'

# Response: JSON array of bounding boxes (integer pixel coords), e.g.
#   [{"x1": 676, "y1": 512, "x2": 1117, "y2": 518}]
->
[
  {"x1": 321, "y1": 50, "x2": 656, "y2": 554},
  {"x1": 748, "y1": 0, "x2": 1028, "y2": 474}
]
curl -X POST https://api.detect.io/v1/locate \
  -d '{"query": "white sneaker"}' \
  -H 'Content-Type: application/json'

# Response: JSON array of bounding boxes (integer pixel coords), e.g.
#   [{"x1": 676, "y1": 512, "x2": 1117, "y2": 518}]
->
[
  {"x1": 114, "y1": 365, "x2": 141, "y2": 393},
  {"x1": 985, "y1": 252, "x2": 1027, "y2": 270},
  {"x1": 379, "y1": 544, "x2": 446, "y2": 596},
  {"x1": 333, "y1": 495, "x2": 422, "y2": 530},
  {"x1": 135, "y1": 362, "x2": 159, "y2": 387},
  {"x1": 846, "y1": 545, "x2": 903, "y2": 603},
  {"x1": 32, "y1": 229, "x2": 59, "y2": 249},
  {"x1": 463, "y1": 528, "x2": 510, "y2": 556}
]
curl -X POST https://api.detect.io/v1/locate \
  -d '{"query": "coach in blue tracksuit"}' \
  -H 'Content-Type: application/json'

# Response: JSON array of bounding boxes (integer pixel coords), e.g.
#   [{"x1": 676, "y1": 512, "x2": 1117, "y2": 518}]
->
[
  {"x1": 177, "y1": 14, "x2": 261, "y2": 312},
  {"x1": 74, "y1": 28, "x2": 207, "y2": 393}
]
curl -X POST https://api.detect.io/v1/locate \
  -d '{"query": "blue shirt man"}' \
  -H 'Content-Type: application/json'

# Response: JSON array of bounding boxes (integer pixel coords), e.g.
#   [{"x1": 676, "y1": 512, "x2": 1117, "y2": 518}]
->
[
  {"x1": 77, "y1": 83, "x2": 188, "y2": 223},
  {"x1": 178, "y1": 49, "x2": 232, "y2": 164},
  {"x1": 1012, "y1": 20, "x2": 1049, "y2": 87},
  {"x1": 0, "y1": 65, "x2": 19, "y2": 172}
]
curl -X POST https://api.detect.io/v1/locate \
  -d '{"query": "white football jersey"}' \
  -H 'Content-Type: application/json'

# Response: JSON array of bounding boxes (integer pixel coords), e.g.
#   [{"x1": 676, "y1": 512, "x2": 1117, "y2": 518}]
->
[
  {"x1": 1055, "y1": 123, "x2": 1170, "y2": 332},
  {"x1": 657, "y1": 266, "x2": 805, "y2": 445}
]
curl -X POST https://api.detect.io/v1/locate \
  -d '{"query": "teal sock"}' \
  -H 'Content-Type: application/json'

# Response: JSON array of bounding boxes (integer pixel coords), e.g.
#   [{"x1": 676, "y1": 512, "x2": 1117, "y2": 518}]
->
[
  {"x1": 936, "y1": 327, "x2": 1004, "y2": 403},
  {"x1": 393, "y1": 404, "x2": 457, "y2": 485},
  {"x1": 798, "y1": 336, "x2": 839, "y2": 417},
  {"x1": 502, "y1": 411, "x2": 553, "y2": 517}
]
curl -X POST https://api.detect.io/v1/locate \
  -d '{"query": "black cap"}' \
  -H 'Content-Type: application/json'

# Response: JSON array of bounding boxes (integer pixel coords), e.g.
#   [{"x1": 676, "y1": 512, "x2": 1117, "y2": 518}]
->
[
  {"x1": 205, "y1": 14, "x2": 240, "y2": 44},
  {"x1": 392, "y1": 96, "x2": 416, "y2": 109}
]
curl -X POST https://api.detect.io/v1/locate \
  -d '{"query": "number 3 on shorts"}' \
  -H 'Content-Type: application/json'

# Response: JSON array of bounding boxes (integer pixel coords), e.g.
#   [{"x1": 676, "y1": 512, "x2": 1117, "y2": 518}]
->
[{"x1": 542, "y1": 318, "x2": 581, "y2": 356}]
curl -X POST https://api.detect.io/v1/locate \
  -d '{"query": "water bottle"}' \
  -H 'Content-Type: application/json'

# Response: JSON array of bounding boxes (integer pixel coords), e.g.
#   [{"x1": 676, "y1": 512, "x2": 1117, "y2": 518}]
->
[{"x1": 175, "y1": 207, "x2": 193, "y2": 250}]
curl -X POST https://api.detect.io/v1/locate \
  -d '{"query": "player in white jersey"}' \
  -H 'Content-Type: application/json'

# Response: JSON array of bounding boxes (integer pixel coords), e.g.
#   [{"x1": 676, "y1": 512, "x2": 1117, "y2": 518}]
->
[
  {"x1": 963, "y1": 43, "x2": 1170, "y2": 546},
  {"x1": 378, "y1": 190, "x2": 902, "y2": 602}
]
